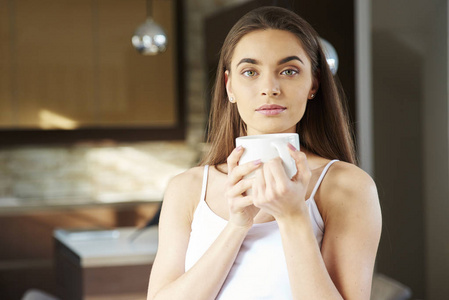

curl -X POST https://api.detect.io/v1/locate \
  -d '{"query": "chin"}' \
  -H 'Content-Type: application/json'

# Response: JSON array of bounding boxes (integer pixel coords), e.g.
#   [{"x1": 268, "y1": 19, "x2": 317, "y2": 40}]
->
[{"x1": 251, "y1": 125, "x2": 297, "y2": 135}]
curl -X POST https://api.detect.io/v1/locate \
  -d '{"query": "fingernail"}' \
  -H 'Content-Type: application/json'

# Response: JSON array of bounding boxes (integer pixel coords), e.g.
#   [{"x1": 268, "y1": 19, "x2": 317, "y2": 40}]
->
[
  {"x1": 288, "y1": 143, "x2": 298, "y2": 151},
  {"x1": 253, "y1": 159, "x2": 262, "y2": 165},
  {"x1": 236, "y1": 146, "x2": 243, "y2": 151}
]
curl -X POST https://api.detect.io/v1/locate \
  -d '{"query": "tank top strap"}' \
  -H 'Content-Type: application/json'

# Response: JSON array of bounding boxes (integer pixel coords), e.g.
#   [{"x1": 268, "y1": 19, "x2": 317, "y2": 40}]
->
[
  {"x1": 200, "y1": 165, "x2": 210, "y2": 202},
  {"x1": 309, "y1": 159, "x2": 339, "y2": 199}
]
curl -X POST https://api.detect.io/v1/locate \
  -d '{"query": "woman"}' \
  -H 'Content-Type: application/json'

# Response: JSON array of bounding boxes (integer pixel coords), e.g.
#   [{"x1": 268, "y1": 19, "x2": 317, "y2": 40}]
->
[{"x1": 147, "y1": 6, "x2": 381, "y2": 300}]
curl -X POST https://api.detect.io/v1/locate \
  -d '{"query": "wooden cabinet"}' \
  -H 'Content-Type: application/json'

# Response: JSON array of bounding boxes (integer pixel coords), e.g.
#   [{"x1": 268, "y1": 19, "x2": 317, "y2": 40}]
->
[
  {"x1": 54, "y1": 227, "x2": 158, "y2": 300},
  {"x1": 0, "y1": 203, "x2": 159, "y2": 299}
]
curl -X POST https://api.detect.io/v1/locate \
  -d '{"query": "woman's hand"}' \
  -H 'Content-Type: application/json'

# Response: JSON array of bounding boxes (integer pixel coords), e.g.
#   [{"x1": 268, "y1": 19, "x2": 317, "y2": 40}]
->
[
  {"x1": 226, "y1": 146, "x2": 262, "y2": 228},
  {"x1": 252, "y1": 144, "x2": 312, "y2": 221}
]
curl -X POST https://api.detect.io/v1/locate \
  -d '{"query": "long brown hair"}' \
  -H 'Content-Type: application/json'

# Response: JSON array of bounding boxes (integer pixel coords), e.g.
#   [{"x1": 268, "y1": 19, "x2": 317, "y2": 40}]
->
[{"x1": 200, "y1": 6, "x2": 356, "y2": 166}]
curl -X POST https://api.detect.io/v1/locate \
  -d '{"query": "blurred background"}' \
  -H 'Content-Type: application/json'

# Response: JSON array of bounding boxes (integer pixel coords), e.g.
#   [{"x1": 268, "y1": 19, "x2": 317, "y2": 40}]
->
[{"x1": 0, "y1": 0, "x2": 447, "y2": 299}]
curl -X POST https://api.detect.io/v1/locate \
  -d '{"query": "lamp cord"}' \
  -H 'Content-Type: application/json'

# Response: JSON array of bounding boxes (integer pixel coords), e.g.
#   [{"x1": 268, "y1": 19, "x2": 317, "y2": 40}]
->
[{"x1": 146, "y1": 0, "x2": 152, "y2": 18}]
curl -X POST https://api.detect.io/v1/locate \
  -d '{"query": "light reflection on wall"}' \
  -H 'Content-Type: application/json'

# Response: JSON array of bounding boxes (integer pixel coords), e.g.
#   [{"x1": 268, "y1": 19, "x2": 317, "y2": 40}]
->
[
  {"x1": 86, "y1": 144, "x2": 197, "y2": 203},
  {"x1": 0, "y1": 141, "x2": 198, "y2": 203},
  {"x1": 39, "y1": 109, "x2": 78, "y2": 130}
]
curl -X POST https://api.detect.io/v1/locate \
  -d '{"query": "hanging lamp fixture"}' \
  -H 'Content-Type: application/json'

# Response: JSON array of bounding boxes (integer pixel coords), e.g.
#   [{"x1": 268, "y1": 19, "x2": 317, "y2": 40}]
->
[
  {"x1": 132, "y1": 0, "x2": 167, "y2": 55},
  {"x1": 319, "y1": 38, "x2": 339, "y2": 75}
]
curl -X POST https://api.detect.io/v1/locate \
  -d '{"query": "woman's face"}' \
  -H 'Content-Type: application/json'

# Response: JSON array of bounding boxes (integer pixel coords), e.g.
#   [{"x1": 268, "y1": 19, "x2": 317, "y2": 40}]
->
[{"x1": 226, "y1": 29, "x2": 318, "y2": 136}]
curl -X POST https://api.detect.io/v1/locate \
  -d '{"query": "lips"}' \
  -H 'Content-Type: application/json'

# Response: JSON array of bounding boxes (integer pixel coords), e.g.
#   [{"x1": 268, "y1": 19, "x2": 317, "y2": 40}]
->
[{"x1": 256, "y1": 104, "x2": 286, "y2": 116}]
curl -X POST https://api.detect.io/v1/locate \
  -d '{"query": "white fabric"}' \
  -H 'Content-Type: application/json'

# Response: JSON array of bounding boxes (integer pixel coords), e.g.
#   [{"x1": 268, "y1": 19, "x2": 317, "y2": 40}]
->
[{"x1": 185, "y1": 160, "x2": 339, "y2": 299}]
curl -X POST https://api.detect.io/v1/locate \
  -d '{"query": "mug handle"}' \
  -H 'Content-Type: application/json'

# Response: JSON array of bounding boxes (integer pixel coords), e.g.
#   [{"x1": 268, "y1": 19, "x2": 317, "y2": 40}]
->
[{"x1": 271, "y1": 141, "x2": 297, "y2": 179}]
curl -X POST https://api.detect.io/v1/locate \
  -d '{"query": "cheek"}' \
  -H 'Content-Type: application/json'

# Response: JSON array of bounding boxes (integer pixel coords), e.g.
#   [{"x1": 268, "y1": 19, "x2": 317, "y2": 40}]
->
[
  {"x1": 289, "y1": 90, "x2": 309, "y2": 115},
  {"x1": 231, "y1": 74, "x2": 260, "y2": 92},
  {"x1": 294, "y1": 81, "x2": 313, "y2": 99},
  {"x1": 235, "y1": 101, "x2": 256, "y2": 127},
  {"x1": 235, "y1": 102, "x2": 251, "y2": 120}
]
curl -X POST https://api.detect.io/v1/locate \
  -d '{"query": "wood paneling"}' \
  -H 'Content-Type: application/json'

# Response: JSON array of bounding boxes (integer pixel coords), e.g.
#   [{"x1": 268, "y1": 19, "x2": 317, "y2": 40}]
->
[
  {"x1": 95, "y1": 0, "x2": 176, "y2": 127},
  {"x1": 0, "y1": 0, "x2": 14, "y2": 127},
  {"x1": 14, "y1": 0, "x2": 96, "y2": 128},
  {"x1": 1, "y1": 0, "x2": 177, "y2": 130}
]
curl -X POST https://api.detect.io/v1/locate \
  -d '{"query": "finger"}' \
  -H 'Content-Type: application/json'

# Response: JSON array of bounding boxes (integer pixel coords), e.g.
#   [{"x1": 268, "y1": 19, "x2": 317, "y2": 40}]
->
[
  {"x1": 267, "y1": 157, "x2": 289, "y2": 185},
  {"x1": 252, "y1": 176, "x2": 258, "y2": 199},
  {"x1": 228, "y1": 159, "x2": 262, "y2": 185},
  {"x1": 239, "y1": 195, "x2": 256, "y2": 208},
  {"x1": 263, "y1": 160, "x2": 288, "y2": 200},
  {"x1": 228, "y1": 178, "x2": 254, "y2": 197},
  {"x1": 227, "y1": 146, "x2": 244, "y2": 175},
  {"x1": 287, "y1": 143, "x2": 299, "y2": 178},
  {"x1": 262, "y1": 160, "x2": 276, "y2": 192},
  {"x1": 254, "y1": 167, "x2": 266, "y2": 191},
  {"x1": 253, "y1": 167, "x2": 265, "y2": 205},
  {"x1": 288, "y1": 147, "x2": 311, "y2": 182},
  {"x1": 229, "y1": 195, "x2": 256, "y2": 212}
]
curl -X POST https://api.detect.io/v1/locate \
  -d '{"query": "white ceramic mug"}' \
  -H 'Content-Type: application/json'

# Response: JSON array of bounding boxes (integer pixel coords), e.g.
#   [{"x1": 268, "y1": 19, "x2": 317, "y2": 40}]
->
[{"x1": 235, "y1": 133, "x2": 300, "y2": 179}]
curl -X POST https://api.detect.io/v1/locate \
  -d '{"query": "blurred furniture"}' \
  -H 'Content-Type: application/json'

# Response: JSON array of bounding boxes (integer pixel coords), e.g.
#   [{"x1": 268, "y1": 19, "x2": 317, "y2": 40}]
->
[
  {"x1": 0, "y1": 202, "x2": 159, "y2": 299},
  {"x1": 54, "y1": 226, "x2": 158, "y2": 300},
  {"x1": 21, "y1": 289, "x2": 59, "y2": 300},
  {"x1": 371, "y1": 273, "x2": 412, "y2": 300}
]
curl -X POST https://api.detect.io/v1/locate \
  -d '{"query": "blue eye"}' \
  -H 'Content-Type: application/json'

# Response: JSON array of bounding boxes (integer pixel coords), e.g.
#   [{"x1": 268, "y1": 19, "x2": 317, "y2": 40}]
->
[
  {"x1": 281, "y1": 69, "x2": 298, "y2": 76},
  {"x1": 243, "y1": 70, "x2": 257, "y2": 77}
]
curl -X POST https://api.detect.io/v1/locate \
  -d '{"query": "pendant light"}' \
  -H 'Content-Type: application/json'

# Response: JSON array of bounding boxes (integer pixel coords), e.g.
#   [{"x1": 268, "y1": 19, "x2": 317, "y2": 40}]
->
[
  {"x1": 132, "y1": 0, "x2": 167, "y2": 55},
  {"x1": 319, "y1": 38, "x2": 339, "y2": 75}
]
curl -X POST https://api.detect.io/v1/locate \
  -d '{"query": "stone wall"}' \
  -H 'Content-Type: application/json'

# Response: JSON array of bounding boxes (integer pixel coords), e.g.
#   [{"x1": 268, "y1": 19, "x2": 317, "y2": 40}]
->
[
  {"x1": 0, "y1": 142, "x2": 198, "y2": 203},
  {"x1": 0, "y1": 0, "x2": 250, "y2": 204}
]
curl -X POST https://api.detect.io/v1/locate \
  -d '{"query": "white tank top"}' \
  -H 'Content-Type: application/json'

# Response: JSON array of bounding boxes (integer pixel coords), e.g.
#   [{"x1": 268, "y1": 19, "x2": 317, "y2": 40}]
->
[{"x1": 185, "y1": 160, "x2": 339, "y2": 300}]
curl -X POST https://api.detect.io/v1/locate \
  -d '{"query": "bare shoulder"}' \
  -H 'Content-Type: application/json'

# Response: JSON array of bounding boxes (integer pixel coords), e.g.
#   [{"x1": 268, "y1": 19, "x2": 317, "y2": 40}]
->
[
  {"x1": 166, "y1": 165, "x2": 205, "y2": 195},
  {"x1": 317, "y1": 162, "x2": 381, "y2": 300},
  {"x1": 148, "y1": 166, "x2": 206, "y2": 297},
  {"x1": 162, "y1": 165, "x2": 206, "y2": 223},
  {"x1": 318, "y1": 161, "x2": 380, "y2": 220},
  {"x1": 326, "y1": 161, "x2": 377, "y2": 197}
]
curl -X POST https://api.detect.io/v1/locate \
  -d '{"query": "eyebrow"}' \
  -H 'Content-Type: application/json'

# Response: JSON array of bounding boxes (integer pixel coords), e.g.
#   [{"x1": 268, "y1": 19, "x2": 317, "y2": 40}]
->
[
  {"x1": 237, "y1": 58, "x2": 259, "y2": 66},
  {"x1": 278, "y1": 56, "x2": 304, "y2": 65},
  {"x1": 236, "y1": 56, "x2": 304, "y2": 67}
]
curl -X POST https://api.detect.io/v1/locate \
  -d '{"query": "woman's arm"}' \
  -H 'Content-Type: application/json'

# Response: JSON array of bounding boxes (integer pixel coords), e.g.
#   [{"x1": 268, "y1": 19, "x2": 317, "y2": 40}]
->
[
  {"x1": 318, "y1": 163, "x2": 381, "y2": 299},
  {"x1": 253, "y1": 151, "x2": 381, "y2": 299},
  {"x1": 147, "y1": 148, "x2": 262, "y2": 300}
]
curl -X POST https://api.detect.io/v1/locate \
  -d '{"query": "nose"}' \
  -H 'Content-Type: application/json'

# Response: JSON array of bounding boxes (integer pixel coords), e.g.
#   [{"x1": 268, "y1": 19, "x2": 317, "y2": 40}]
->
[{"x1": 261, "y1": 75, "x2": 280, "y2": 97}]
